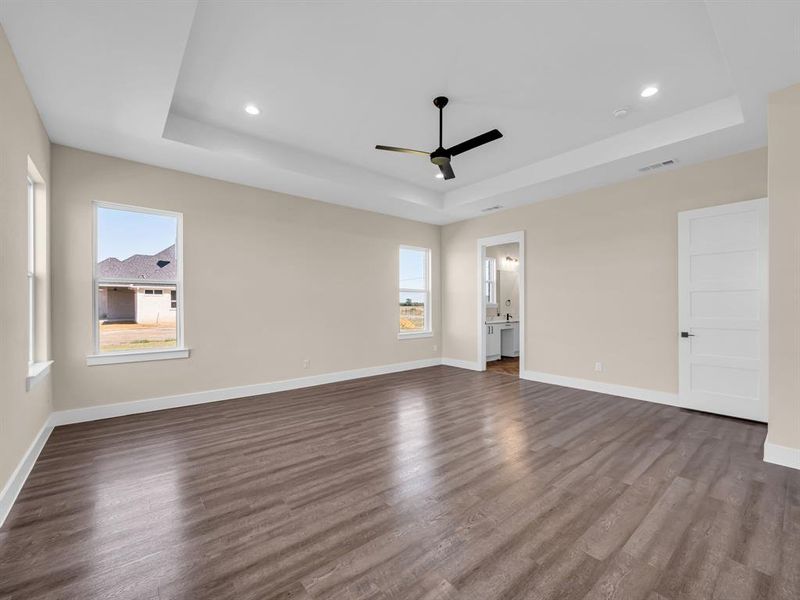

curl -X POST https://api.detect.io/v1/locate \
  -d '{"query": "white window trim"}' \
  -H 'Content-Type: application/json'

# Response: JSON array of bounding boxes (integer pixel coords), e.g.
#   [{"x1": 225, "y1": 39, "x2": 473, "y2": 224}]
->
[
  {"x1": 397, "y1": 331, "x2": 434, "y2": 340},
  {"x1": 398, "y1": 245, "x2": 432, "y2": 339},
  {"x1": 90, "y1": 201, "x2": 188, "y2": 365},
  {"x1": 26, "y1": 360, "x2": 53, "y2": 391},
  {"x1": 485, "y1": 256, "x2": 497, "y2": 308},
  {"x1": 87, "y1": 348, "x2": 189, "y2": 366}
]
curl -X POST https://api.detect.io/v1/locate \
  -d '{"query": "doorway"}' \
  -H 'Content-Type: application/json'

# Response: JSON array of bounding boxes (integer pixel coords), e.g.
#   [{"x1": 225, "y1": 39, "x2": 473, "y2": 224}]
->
[
  {"x1": 477, "y1": 232, "x2": 525, "y2": 376},
  {"x1": 678, "y1": 198, "x2": 768, "y2": 421}
]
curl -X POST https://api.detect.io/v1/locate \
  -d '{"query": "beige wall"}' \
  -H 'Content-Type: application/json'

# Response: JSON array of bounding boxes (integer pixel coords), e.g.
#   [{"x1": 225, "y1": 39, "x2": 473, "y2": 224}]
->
[
  {"x1": 767, "y1": 84, "x2": 800, "y2": 452},
  {"x1": 442, "y1": 148, "x2": 768, "y2": 392},
  {"x1": 0, "y1": 26, "x2": 52, "y2": 489},
  {"x1": 51, "y1": 146, "x2": 440, "y2": 410}
]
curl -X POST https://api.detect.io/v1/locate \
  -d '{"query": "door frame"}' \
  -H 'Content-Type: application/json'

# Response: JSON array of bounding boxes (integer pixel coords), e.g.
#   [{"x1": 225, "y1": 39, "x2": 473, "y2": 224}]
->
[
  {"x1": 477, "y1": 231, "x2": 525, "y2": 374},
  {"x1": 677, "y1": 197, "x2": 769, "y2": 421}
]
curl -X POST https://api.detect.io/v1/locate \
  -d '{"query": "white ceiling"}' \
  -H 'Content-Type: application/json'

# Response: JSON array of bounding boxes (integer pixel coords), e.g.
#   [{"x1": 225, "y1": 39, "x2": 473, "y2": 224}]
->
[{"x1": 2, "y1": 1, "x2": 799, "y2": 224}]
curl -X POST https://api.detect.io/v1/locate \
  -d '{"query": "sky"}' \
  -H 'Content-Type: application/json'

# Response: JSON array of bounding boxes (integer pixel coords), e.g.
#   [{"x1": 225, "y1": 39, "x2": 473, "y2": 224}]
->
[
  {"x1": 399, "y1": 247, "x2": 426, "y2": 290},
  {"x1": 97, "y1": 207, "x2": 178, "y2": 261}
]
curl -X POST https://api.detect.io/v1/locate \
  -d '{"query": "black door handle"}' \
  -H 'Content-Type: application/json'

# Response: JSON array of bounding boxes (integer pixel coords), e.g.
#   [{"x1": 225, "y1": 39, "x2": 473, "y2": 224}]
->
[{"x1": 681, "y1": 331, "x2": 695, "y2": 338}]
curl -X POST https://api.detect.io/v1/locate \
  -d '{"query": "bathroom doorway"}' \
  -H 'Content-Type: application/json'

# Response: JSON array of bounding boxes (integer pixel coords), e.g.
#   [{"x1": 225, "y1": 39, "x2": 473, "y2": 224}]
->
[{"x1": 477, "y1": 232, "x2": 525, "y2": 376}]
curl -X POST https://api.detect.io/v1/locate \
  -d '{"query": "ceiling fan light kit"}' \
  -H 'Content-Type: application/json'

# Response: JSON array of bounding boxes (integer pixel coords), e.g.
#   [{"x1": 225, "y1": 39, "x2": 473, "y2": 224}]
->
[{"x1": 375, "y1": 96, "x2": 503, "y2": 180}]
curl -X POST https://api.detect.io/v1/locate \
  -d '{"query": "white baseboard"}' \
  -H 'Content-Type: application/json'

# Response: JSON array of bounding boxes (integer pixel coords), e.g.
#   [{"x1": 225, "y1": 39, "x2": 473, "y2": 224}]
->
[
  {"x1": 764, "y1": 437, "x2": 800, "y2": 470},
  {"x1": 441, "y1": 357, "x2": 483, "y2": 371},
  {"x1": 51, "y1": 358, "x2": 442, "y2": 426},
  {"x1": 521, "y1": 370, "x2": 679, "y2": 407},
  {"x1": 0, "y1": 420, "x2": 53, "y2": 528}
]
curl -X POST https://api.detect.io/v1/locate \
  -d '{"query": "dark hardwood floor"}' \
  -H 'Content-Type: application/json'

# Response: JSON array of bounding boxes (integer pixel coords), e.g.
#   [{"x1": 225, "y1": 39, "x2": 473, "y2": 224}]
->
[
  {"x1": 486, "y1": 356, "x2": 520, "y2": 375},
  {"x1": 1, "y1": 366, "x2": 798, "y2": 600}
]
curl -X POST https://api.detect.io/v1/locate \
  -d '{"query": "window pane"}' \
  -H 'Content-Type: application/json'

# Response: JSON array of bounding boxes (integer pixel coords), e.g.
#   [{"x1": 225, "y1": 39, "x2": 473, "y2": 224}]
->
[
  {"x1": 97, "y1": 207, "x2": 178, "y2": 280},
  {"x1": 95, "y1": 206, "x2": 180, "y2": 353},
  {"x1": 485, "y1": 257, "x2": 496, "y2": 304},
  {"x1": 399, "y1": 291, "x2": 426, "y2": 332},
  {"x1": 399, "y1": 247, "x2": 427, "y2": 290},
  {"x1": 97, "y1": 284, "x2": 177, "y2": 352},
  {"x1": 27, "y1": 179, "x2": 35, "y2": 364},
  {"x1": 27, "y1": 178, "x2": 34, "y2": 273},
  {"x1": 28, "y1": 274, "x2": 35, "y2": 365}
]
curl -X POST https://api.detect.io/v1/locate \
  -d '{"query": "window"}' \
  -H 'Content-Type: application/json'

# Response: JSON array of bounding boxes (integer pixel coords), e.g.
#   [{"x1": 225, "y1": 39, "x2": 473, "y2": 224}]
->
[
  {"x1": 485, "y1": 257, "x2": 497, "y2": 307},
  {"x1": 26, "y1": 160, "x2": 52, "y2": 389},
  {"x1": 398, "y1": 246, "x2": 431, "y2": 338},
  {"x1": 27, "y1": 177, "x2": 35, "y2": 366},
  {"x1": 90, "y1": 203, "x2": 187, "y2": 364}
]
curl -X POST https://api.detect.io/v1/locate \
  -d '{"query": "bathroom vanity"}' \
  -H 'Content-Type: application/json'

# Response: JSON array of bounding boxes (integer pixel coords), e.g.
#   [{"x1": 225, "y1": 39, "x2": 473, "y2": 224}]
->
[{"x1": 485, "y1": 320, "x2": 519, "y2": 361}]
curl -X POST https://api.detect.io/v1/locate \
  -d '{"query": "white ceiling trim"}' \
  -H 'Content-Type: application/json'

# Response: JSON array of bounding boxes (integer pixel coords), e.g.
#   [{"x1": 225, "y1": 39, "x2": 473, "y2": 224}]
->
[
  {"x1": 163, "y1": 112, "x2": 441, "y2": 210},
  {"x1": 442, "y1": 95, "x2": 744, "y2": 210}
]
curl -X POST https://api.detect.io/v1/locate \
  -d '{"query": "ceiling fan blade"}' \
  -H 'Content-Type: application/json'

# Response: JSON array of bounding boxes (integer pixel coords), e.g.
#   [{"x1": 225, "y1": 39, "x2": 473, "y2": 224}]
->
[
  {"x1": 447, "y1": 129, "x2": 503, "y2": 157},
  {"x1": 439, "y1": 163, "x2": 455, "y2": 180},
  {"x1": 375, "y1": 145, "x2": 429, "y2": 157}
]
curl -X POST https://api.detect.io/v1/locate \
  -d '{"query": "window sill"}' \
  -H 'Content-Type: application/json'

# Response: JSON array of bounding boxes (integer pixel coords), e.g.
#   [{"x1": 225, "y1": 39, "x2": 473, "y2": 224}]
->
[
  {"x1": 86, "y1": 348, "x2": 190, "y2": 366},
  {"x1": 398, "y1": 331, "x2": 433, "y2": 340},
  {"x1": 27, "y1": 360, "x2": 53, "y2": 391}
]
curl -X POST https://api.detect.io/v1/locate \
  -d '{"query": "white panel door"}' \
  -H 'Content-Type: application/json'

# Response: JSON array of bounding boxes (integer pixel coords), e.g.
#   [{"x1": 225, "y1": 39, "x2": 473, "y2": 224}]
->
[{"x1": 678, "y1": 198, "x2": 768, "y2": 422}]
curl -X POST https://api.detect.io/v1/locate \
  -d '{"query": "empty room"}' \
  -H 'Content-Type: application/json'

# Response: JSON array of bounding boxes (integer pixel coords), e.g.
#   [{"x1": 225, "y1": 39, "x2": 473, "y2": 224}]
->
[{"x1": 1, "y1": 1, "x2": 799, "y2": 599}]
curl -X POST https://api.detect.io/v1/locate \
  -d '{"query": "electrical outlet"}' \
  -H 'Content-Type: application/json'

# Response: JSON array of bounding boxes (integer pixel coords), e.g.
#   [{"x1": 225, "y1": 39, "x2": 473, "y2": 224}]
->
[
  {"x1": 433, "y1": 344, "x2": 438, "y2": 352},
  {"x1": 303, "y1": 359, "x2": 310, "y2": 369},
  {"x1": 594, "y1": 361, "x2": 603, "y2": 373}
]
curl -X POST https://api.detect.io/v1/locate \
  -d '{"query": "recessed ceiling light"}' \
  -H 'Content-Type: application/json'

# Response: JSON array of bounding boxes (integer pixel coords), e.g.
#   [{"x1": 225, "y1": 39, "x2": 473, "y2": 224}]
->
[
  {"x1": 244, "y1": 104, "x2": 261, "y2": 115},
  {"x1": 435, "y1": 172, "x2": 444, "y2": 179},
  {"x1": 640, "y1": 86, "x2": 659, "y2": 98}
]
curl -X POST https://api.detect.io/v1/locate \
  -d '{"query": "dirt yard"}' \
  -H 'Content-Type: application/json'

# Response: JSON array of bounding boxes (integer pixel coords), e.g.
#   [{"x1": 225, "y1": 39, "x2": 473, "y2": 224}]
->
[
  {"x1": 99, "y1": 321, "x2": 177, "y2": 352},
  {"x1": 399, "y1": 304, "x2": 425, "y2": 330}
]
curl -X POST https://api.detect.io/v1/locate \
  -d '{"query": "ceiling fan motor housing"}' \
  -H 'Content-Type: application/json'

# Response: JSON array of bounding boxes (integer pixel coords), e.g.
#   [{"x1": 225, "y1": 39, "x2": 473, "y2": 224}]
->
[{"x1": 430, "y1": 147, "x2": 451, "y2": 165}]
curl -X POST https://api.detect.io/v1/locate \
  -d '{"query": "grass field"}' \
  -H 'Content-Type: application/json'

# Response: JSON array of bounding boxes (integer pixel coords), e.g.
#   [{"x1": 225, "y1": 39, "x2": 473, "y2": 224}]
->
[{"x1": 99, "y1": 322, "x2": 177, "y2": 352}]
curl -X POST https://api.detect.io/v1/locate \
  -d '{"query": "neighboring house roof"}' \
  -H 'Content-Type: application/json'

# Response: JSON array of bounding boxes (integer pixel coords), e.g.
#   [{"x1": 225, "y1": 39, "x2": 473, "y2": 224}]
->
[{"x1": 97, "y1": 245, "x2": 177, "y2": 280}]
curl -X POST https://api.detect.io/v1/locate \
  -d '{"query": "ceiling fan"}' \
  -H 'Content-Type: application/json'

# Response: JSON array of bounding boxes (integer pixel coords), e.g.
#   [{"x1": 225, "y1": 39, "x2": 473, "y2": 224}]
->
[{"x1": 375, "y1": 96, "x2": 502, "y2": 180}]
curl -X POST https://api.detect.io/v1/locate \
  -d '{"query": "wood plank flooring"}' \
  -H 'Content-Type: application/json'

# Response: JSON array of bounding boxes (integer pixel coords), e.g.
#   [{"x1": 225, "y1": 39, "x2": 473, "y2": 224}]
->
[
  {"x1": 1, "y1": 365, "x2": 798, "y2": 600},
  {"x1": 486, "y1": 356, "x2": 520, "y2": 375}
]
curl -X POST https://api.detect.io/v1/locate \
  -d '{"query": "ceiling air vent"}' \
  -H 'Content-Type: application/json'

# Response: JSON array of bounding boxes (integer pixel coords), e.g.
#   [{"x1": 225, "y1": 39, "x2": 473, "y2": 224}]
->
[
  {"x1": 638, "y1": 159, "x2": 678, "y2": 172},
  {"x1": 481, "y1": 205, "x2": 503, "y2": 213}
]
